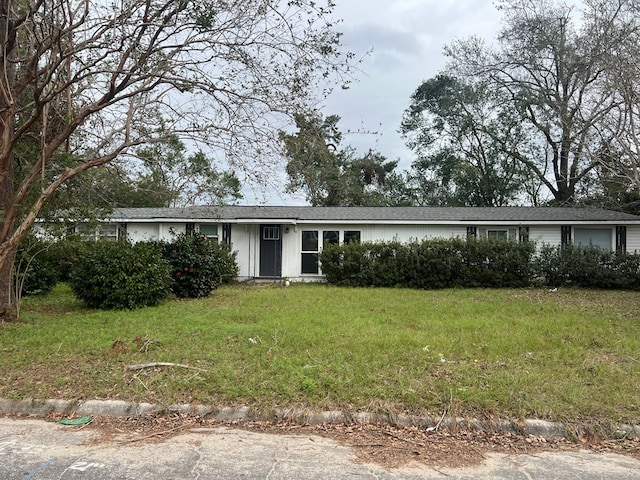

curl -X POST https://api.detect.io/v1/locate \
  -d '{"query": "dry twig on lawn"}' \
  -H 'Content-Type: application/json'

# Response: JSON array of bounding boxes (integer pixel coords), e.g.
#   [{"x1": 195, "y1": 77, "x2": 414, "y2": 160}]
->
[{"x1": 127, "y1": 362, "x2": 207, "y2": 372}]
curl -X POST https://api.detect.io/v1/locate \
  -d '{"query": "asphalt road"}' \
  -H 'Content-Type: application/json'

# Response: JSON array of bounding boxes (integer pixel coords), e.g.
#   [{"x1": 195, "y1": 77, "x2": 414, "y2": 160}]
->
[{"x1": 2, "y1": 417, "x2": 639, "y2": 479}]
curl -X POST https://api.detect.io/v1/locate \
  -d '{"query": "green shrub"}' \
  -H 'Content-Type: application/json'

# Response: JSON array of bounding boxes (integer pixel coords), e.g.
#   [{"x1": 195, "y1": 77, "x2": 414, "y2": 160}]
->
[
  {"x1": 14, "y1": 234, "x2": 59, "y2": 296},
  {"x1": 320, "y1": 237, "x2": 536, "y2": 289},
  {"x1": 157, "y1": 233, "x2": 238, "y2": 298},
  {"x1": 534, "y1": 244, "x2": 640, "y2": 289},
  {"x1": 46, "y1": 235, "x2": 92, "y2": 282},
  {"x1": 462, "y1": 238, "x2": 535, "y2": 288},
  {"x1": 69, "y1": 241, "x2": 171, "y2": 309},
  {"x1": 609, "y1": 252, "x2": 640, "y2": 289},
  {"x1": 317, "y1": 243, "x2": 347, "y2": 285}
]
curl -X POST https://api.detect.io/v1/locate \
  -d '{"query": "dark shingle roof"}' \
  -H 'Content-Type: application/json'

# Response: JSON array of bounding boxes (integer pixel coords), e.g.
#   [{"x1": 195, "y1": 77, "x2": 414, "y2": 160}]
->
[{"x1": 109, "y1": 206, "x2": 640, "y2": 223}]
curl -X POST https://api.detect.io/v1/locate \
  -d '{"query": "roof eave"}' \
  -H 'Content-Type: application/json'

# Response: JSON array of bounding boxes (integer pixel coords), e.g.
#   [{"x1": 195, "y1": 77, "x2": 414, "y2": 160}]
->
[{"x1": 108, "y1": 217, "x2": 640, "y2": 225}]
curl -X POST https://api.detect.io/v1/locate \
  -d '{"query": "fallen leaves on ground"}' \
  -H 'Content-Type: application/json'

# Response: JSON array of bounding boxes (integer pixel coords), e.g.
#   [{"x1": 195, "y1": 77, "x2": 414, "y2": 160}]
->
[{"x1": 40, "y1": 412, "x2": 640, "y2": 470}]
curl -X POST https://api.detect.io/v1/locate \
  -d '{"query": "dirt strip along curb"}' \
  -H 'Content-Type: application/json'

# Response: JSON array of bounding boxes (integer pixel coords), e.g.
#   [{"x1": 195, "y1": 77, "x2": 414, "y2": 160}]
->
[{"x1": 1, "y1": 398, "x2": 638, "y2": 440}]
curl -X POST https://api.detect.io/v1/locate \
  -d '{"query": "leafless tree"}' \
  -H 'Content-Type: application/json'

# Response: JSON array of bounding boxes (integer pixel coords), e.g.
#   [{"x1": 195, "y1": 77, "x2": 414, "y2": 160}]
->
[
  {"x1": 0, "y1": 0, "x2": 355, "y2": 316},
  {"x1": 596, "y1": 12, "x2": 640, "y2": 199},
  {"x1": 445, "y1": 0, "x2": 640, "y2": 204}
]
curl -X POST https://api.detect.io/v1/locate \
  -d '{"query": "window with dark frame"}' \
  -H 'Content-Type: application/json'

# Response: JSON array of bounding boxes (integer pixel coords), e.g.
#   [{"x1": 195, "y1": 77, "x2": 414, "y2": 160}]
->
[
  {"x1": 199, "y1": 224, "x2": 219, "y2": 241},
  {"x1": 323, "y1": 230, "x2": 339, "y2": 247},
  {"x1": 301, "y1": 230, "x2": 319, "y2": 274},
  {"x1": 301, "y1": 230, "x2": 363, "y2": 275},
  {"x1": 344, "y1": 230, "x2": 361, "y2": 244}
]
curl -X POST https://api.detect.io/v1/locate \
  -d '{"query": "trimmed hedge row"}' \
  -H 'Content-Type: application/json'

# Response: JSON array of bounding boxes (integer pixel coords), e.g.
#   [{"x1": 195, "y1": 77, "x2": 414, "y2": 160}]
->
[
  {"x1": 320, "y1": 238, "x2": 640, "y2": 290},
  {"x1": 535, "y1": 244, "x2": 640, "y2": 289},
  {"x1": 16, "y1": 234, "x2": 640, "y2": 308}
]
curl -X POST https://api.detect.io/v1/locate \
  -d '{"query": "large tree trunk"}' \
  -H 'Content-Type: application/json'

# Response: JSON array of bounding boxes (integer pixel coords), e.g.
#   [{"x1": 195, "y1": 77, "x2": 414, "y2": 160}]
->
[
  {"x1": 0, "y1": 220, "x2": 15, "y2": 321},
  {"x1": 0, "y1": 0, "x2": 16, "y2": 319}
]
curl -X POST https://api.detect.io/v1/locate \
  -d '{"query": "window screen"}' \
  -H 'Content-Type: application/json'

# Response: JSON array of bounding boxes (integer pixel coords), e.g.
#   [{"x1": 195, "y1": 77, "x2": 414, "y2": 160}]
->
[
  {"x1": 574, "y1": 228, "x2": 612, "y2": 250},
  {"x1": 323, "y1": 231, "x2": 339, "y2": 247},
  {"x1": 302, "y1": 230, "x2": 318, "y2": 251},
  {"x1": 200, "y1": 224, "x2": 218, "y2": 237},
  {"x1": 487, "y1": 229, "x2": 508, "y2": 241}
]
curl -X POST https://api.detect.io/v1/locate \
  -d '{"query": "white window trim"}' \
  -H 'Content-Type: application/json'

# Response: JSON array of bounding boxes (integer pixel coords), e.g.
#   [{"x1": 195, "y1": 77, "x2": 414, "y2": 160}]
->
[
  {"x1": 300, "y1": 229, "x2": 362, "y2": 276},
  {"x1": 301, "y1": 230, "x2": 320, "y2": 275},
  {"x1": 263, "y1": 226, "x2": 280, "y2": 241},
  {"x1": 198, "y1": 223, "x2": 220, "y2": 240}
]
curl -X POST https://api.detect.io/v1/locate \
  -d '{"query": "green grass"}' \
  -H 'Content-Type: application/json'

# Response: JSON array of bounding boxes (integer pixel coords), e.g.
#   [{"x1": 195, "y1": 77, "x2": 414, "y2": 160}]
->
[{"x1": 1, "y1": 283, "x2": 639, "y2": 425}]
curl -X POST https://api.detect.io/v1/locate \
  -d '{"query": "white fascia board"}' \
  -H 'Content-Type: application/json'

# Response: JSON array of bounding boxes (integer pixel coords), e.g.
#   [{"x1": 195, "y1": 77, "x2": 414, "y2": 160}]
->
[
  {"x1": 106, "y1": 218, "x2": 640, "y2": 226},
  {"x1": 233, "y1": 219, "x2": 298, "y2": 225},
  {"x1": 464, "y1": 220, "x2": 640, "y2": 226},
  {"x1": 292, "y1": 219, "x2": 640, "y2": 226},
  {"x1": 107, "y1": 217, "x2": 220, "y2": 223},
  {"x1": 108, "y1": 217, "x2": 300, "y2": 225}
]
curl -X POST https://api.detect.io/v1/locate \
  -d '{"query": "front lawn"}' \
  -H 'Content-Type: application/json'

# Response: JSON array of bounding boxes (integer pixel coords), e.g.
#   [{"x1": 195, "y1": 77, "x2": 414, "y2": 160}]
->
[{"x1": 1, "y1": 284, "x2": 639, "y2": 426}]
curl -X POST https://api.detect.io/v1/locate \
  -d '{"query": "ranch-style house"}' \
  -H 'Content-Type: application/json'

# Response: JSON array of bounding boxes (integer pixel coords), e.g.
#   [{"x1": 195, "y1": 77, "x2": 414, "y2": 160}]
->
[{"x1": 77, "y1": 206, "x2": 640, "y2": 282}]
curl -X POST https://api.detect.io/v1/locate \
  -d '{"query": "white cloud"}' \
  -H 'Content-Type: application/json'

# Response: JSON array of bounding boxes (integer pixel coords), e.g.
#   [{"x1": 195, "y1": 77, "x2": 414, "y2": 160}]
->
[
  {"x1": 341, "y1": 23, "x2": 423, "y2": 61},
  {"x1": 320, "y1": 0, "x2": 501, "y2": 171}
]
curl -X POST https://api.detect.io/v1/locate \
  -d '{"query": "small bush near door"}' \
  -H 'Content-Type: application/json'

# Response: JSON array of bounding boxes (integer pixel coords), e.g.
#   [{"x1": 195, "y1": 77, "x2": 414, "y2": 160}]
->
[{"x1": 156, "y1": 232, "x2": 238, "y2": 298}]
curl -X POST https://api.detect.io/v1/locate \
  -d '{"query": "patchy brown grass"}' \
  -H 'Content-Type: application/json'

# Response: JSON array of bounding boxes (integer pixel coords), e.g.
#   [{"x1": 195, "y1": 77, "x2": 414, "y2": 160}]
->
[{"x1": 2, "y1": 284, "x2": 640, "y2": 430}]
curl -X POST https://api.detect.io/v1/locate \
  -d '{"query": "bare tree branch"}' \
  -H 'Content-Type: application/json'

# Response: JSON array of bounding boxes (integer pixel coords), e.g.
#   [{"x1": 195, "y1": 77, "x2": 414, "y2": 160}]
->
[{"x1": 0, "y1": 0, "x2": 356, "y2": 311}]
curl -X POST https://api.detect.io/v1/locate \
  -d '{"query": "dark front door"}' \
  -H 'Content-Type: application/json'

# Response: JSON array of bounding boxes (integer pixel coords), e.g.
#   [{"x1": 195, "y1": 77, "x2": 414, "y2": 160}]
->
[{"x1": 259, "y1": 224, "x2": 282, "y2": 277}]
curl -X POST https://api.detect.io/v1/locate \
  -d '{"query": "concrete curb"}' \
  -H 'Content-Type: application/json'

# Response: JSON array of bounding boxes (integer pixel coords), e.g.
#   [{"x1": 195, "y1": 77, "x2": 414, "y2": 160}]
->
[{"x1": 1, "y1": 398, "x2": 638, "y2": 440}]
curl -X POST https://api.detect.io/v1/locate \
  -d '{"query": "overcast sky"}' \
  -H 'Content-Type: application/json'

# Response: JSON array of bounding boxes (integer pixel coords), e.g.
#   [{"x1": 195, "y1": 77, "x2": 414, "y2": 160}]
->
[
  {"x1": 251, "y1": 0, "x2": 503, "y2": 205},
  {"x1": 325, "y1": 1, "x2": 501, "y2": 159}
]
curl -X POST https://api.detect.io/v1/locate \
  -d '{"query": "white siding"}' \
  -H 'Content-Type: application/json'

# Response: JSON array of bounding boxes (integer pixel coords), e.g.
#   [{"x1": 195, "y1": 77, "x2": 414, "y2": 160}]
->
[
  {"x1": 529, "y1": 226, "x2": 561, "y2": 249},
  {"x1": 230, "y1": 224, "x2": 259, "y2": 280},
  {"x1": 280, "y1": 225, "x2": 297, "y2": 279},
  {"x1": 126, "y1": 223, "x2": 159, "y2": 242},
  {"x1": 158, "y1": 223, "x2": 185, "y2": 240}
]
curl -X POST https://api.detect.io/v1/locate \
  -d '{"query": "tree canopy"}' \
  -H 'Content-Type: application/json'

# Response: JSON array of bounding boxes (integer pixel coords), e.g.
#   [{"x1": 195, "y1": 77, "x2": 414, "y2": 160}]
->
[
  {"x1": 401, "y1": 74, "x2": 540, "y2": 206},
  {"x1": 281, "y1": 113, "x2": 409, "y2": 206},
  {"x1": 406, "y1": 0, "x2": 640, "y2": 207}
]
